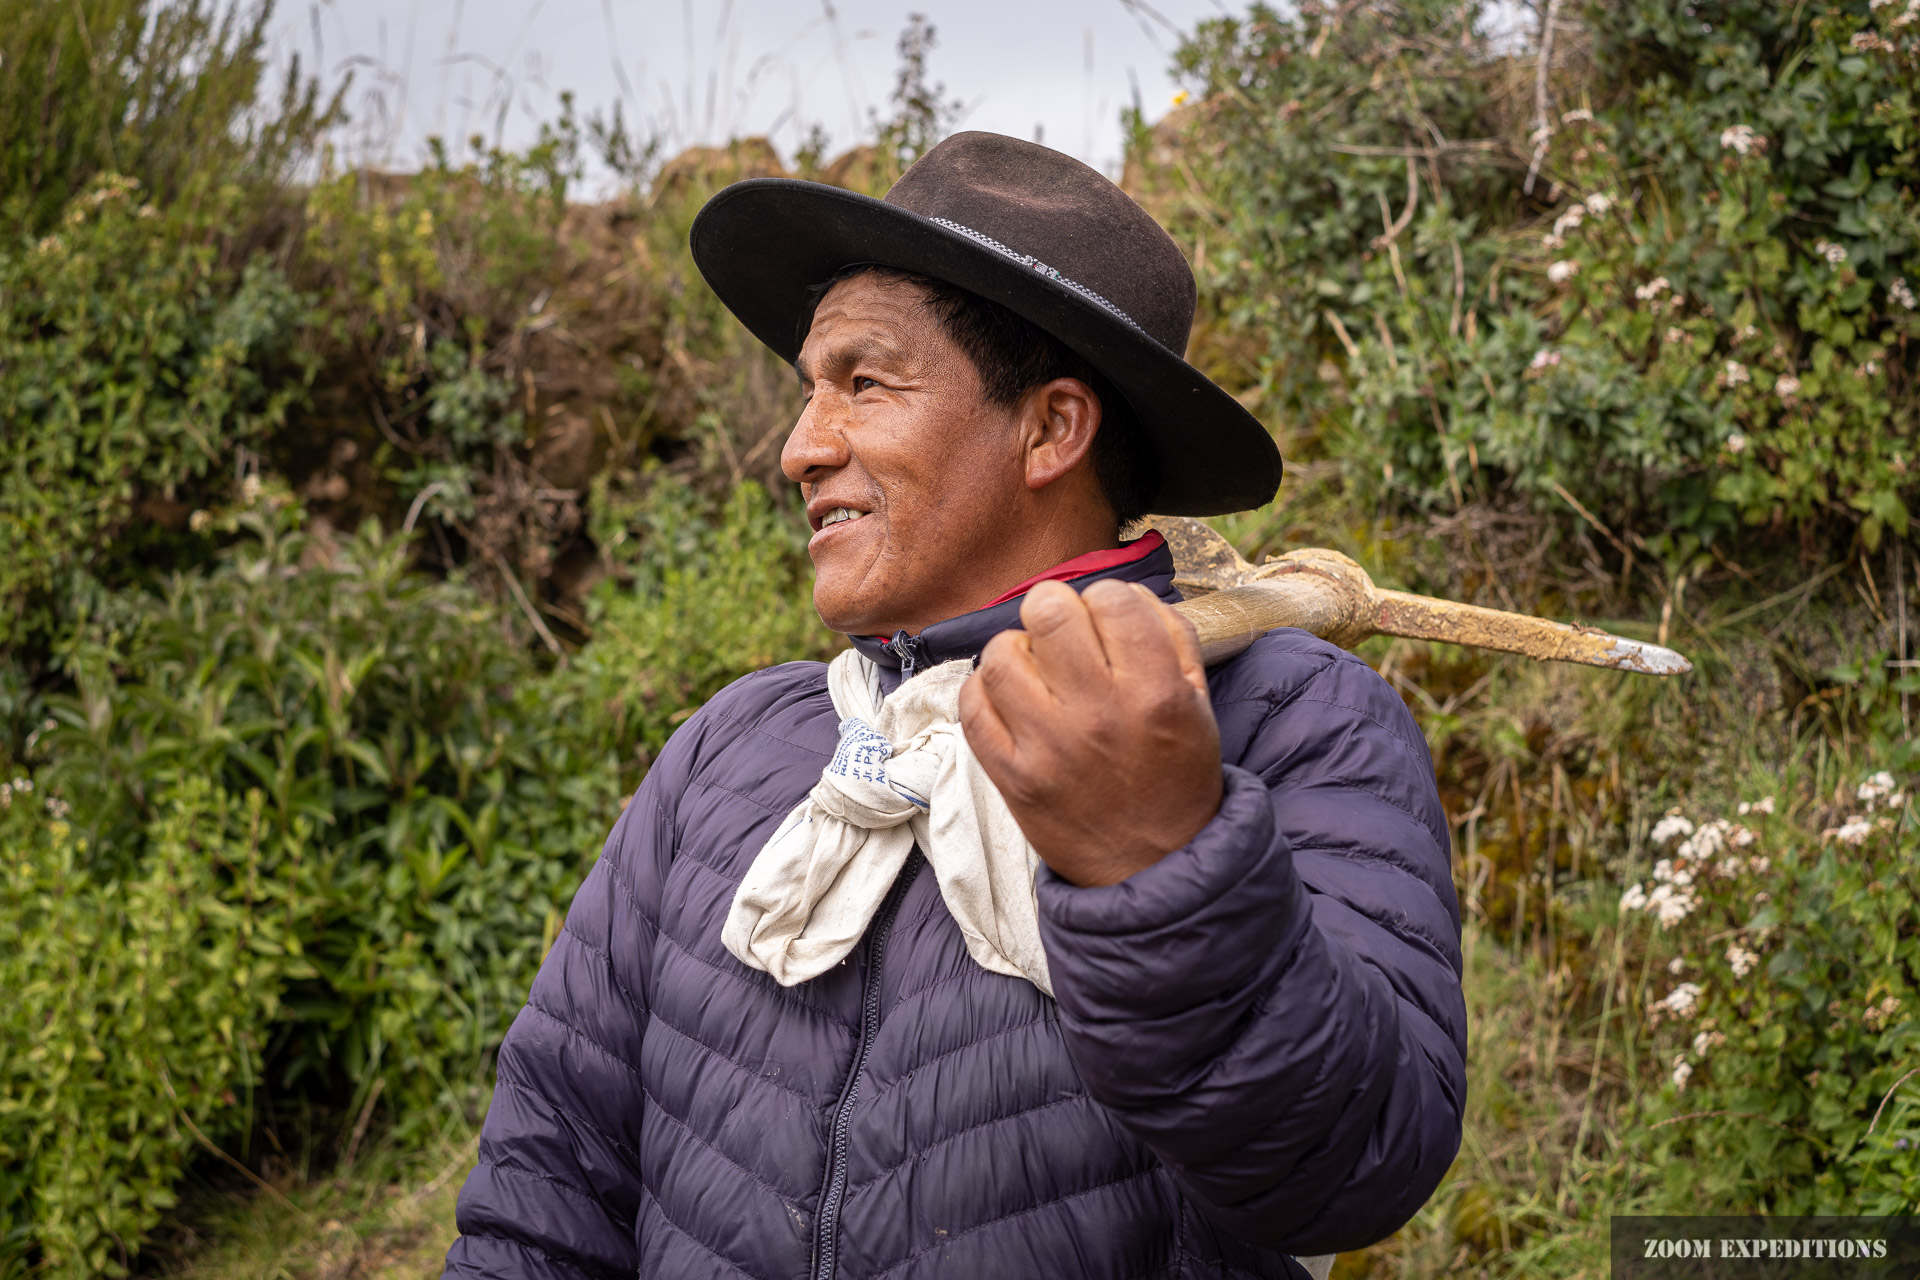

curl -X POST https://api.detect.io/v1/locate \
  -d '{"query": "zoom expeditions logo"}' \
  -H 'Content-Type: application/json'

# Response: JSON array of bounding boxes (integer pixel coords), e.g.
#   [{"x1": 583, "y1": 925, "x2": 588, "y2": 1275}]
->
[
  {"x1": 1614, "y1": 1218, "x2": 1920, "y2": 1277},
  {"x1": 1641, "y1": 1237, "x2": 1888, "y2": 1260}
]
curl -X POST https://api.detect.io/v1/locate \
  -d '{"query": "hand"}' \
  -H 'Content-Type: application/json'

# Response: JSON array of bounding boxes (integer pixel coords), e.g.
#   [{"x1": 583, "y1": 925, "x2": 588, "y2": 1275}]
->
[{"x1": 959, "y1": 579, "x2": 1224, "y2": 887}]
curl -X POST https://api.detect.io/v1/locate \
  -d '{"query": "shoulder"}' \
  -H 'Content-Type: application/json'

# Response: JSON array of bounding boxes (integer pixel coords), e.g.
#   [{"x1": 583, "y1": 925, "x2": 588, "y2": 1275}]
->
[
  {"x1": 1208, "y1": 627, "x2": 1443, "y2": 833},
  {"x1": 1208, "y1": 628, "x2": 1423, "y2": 753},
  {"x1": 657, "y1": 660, "x2": 838, "y2": 783}
]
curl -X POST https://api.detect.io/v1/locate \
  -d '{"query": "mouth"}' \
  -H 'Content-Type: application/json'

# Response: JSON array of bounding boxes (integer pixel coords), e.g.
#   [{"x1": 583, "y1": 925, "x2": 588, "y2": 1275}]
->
[{"x1": 807, "y1": 499, "x2": 874, "y2": 537}]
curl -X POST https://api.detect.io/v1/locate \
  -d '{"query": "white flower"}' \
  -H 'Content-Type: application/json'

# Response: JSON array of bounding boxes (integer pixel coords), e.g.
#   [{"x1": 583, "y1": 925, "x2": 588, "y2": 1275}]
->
[
  {"x1": 1542, "y1": 233, "x2": 1565, "y2": 250},
  {"x1": 1859, "y1": 771, "x2": 1898, "y2": 807},
  {"x1": 1890, "y1": 278, "x2": 1916, "y2": 310},
  {"x1": 1561, "y1": 108, "x2": 1594, "y2": 124},
  {"x1": 1529, "y1": 348, "x2": 1563, "y2": 371},
  {"x1": 1750, "y1": 856, "x2": 1771, "y2": 874},
  {"x1": 1652, "y1": 814, "x2": 1694, "y2": 844},
  {"x1": 1547, "y1": 260, "x2": 1579, "y2": 284},
  {"x1": 1649, "y1": 883, "x2": 1698, "y2": 927},
  {"x1": 1817, "y1": 240, "x2": 1848, "y2": 267},
  {"x1": 1668, "y1": 956, "x2": 1689, "y2": 975},
  {"x1": 1774, "y1": 375, "x2": 1801, "y2": 400},
  {"x1": 1720, "y1": 124, "x2": 1763, "y2": 155},
  {"x1": 1722, "y1": 359, "x2": 1751, "y2": 386},
  {"x1": 1662, "y1": 983, "x2": 1704, "y2": 1018},
  {"x1": 1725, "y1": 433, "x2": 1749, "y2": 454},
  {"x1": 240, "y1": 474, "x2": 263, "y2": 504},
  {"x1": 1888, "y1": 792, "x2": 1907, "y2": 809},
  {"x1": 1693, "y1": 1029, "x2": 1727, "y2": 1055},
  {"x1": 1672, "y1": 1056, "x2": 1693, "y2": 1090},
  {"x1": 1826, "y1": 815, "x2": 1873, "y2": 845},
  {"x1": 1726, "y1": 944, "x2": 1759, "y2": 977},
  {"x1": 189, "y1": 509, "x2": 211, "y2": 533},
  {"x1": 1620, "y1": 882, "x2": 1648, "y2": 912},
  {"x1": 1852, "y1": 30, "x2": 1895, "y2": 50},
  {"x1": 1635, "y1": 276, "x2": 1671, "y2": 301},
  {"x1": 1859, "y1": 359, "x2": 1881, "y2": 378},
  {"x1": 1730, "y1": 825, "x2": 1756, "y2": 847},
  {"x1": 1679, "y1": 819, "x2": 1731, "y2": 861},
  {"x1": 1585, "y1": 192, "x2": 1613, "y2": 214},
  {"x1": 1665, "y1": 326, "x2": 1690, "y2": 345},
  {"x1": 1553, "y1": 204, "x2": 1587, "y2": 236}
]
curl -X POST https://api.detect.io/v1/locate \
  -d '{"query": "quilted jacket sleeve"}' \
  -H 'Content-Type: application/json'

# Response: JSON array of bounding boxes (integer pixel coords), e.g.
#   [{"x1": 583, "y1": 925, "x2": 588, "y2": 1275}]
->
[
  {"x1": 442, "y1": 740, "x2": 686, "y2": 1278},
  {"x1": 1036, "y1": 635, "x2": 1467, "y2": 1256}
]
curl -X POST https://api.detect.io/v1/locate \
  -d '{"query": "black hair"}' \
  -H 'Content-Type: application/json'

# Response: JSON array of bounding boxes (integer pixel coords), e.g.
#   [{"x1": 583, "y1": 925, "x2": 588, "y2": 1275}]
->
[{"x1": 797, "y1": 264, "x2": 1157, "y2": 526}]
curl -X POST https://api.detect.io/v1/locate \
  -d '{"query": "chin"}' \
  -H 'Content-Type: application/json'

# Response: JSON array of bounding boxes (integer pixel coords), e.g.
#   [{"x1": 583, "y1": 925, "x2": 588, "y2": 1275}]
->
[{"x1": 811, "y1": 579, "x2": 883, "y2": 638}]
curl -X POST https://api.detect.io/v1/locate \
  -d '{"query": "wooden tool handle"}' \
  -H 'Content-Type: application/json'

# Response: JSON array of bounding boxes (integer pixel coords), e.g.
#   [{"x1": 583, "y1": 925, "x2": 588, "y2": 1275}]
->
[{"x1": 1172, "y1": 549, "x2": 1691, "y2": 676}]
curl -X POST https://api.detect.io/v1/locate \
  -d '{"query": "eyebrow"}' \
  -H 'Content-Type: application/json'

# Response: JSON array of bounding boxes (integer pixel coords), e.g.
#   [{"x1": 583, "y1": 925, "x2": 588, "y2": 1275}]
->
[{"x1": 795, "y1": 335, "x2": 908, "y2": 384}]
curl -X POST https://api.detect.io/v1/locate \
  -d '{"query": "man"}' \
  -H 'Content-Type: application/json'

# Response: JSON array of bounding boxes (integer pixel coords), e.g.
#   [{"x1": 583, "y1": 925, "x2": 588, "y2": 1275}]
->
[{"x1": 444, "y1": 132, "x2": 1465, "y2": 1280}]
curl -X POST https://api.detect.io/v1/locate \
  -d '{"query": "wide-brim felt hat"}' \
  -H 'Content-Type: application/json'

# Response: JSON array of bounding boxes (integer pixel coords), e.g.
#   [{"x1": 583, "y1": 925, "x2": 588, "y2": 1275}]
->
[{"x1": 688, "y1": 131, "x2": 1282, "y2": 517}]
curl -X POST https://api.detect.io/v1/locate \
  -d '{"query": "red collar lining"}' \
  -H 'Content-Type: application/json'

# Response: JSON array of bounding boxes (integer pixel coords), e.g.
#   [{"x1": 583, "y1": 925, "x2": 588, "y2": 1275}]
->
[{"x1": 979, "y1": 529, "x2": 1167, "y2": 609}]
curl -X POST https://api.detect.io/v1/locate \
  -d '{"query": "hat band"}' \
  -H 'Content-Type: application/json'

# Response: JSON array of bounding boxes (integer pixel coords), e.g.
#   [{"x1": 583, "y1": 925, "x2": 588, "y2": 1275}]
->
[{"x1": 929, "y1": 217, "x2": 1143, "y2": 333}]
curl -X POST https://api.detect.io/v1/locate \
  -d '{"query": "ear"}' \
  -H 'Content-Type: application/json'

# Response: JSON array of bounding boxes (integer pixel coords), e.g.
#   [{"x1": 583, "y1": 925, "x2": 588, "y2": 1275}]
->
[{"x1": 1019, "y1": 377, "x2": 1103, "y2": 493}]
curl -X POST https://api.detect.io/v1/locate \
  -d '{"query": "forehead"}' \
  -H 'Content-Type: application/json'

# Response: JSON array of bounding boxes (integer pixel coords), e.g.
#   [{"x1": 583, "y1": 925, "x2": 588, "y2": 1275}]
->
[{"x1": 798, "y1": 273, "x2": 951, "y2": 371}]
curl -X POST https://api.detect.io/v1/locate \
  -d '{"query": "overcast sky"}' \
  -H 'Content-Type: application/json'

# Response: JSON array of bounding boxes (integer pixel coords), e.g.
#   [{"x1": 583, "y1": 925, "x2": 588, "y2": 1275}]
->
[{"x1": 270, "y1": 0, "x2": 1247, "y2": 188}]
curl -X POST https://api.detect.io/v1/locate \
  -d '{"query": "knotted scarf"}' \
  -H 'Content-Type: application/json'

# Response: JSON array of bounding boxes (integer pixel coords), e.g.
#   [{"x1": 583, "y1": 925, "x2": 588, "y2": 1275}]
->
[{"x1": 721, "y1": 647, "x2": 1053, "y2": 995}]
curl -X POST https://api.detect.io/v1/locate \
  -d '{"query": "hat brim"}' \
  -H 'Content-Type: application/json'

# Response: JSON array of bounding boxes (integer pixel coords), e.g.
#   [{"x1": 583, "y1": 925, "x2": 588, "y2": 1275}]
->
[{"x1": 689, "y1": 179, "x2": 1282, "y2": 517}]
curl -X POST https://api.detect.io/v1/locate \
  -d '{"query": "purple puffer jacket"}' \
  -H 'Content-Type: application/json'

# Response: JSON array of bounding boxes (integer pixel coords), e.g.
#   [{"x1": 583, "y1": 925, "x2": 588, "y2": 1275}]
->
[{"x1": 444, "y1": 543, "x2": 1466, "y2": 1279}]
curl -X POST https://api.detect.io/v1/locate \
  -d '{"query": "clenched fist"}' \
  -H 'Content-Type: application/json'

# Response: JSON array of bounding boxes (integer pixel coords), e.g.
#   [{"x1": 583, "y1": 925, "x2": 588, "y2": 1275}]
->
[{"x1": 959, "y1": 578, "x2": 1224, "y2": 887}]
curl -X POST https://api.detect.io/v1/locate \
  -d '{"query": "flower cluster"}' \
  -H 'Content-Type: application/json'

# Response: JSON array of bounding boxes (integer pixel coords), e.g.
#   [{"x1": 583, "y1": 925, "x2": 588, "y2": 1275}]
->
[
  {"x1": 1547, "y1": 260, "x2": 1579, "y2": 284},
  {"x1": 1635, "y1": 276, "x2": 1671, "y2": 302},
  {"x1": 1528, "y1": 348, "x2": 1563, "y2": 373},
  {"x1": 1815, "y1": 239, "x2": 1849, "y2": 267},
  {"x1": 1892, "y1": 278, "x2": 1917, "y2": 311},
  {"x1": 1774, "y1": 375, "x2": 1801, "y2": 400},
  {"x1": 1726, "y1": 944, "x2": 1759, "y2": 977},
  {"x1": 1719, "y1": 124, "x2": 1767, "y2": 155},
  {"x1": 1719, "y1": 359, "x2": 1751, "y2": 387},
  {"x1": 1857, "y1": 771, "x2": 1905, "y2": 810},
  {"x1": 0, "y1": 775, "x2": 33, "y2": 810}
]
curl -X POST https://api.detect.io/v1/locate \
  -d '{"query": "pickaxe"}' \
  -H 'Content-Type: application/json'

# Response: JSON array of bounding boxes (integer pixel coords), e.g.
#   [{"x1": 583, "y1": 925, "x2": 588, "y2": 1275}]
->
[{"x1": 1149, "y1": 517, "x2": 1692, "y2": 676}]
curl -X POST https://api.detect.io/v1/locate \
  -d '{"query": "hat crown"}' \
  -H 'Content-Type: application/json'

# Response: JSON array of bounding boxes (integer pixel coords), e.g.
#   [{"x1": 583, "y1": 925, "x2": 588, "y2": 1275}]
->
[{"x1": 884, "y1": 132, "x2": 1196, "y2": 357}]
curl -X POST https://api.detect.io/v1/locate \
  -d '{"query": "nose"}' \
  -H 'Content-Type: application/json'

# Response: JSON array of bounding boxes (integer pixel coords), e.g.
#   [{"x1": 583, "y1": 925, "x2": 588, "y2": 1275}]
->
[{"x1": 781, "y1": 391, "x2": 849, "y2": 486}]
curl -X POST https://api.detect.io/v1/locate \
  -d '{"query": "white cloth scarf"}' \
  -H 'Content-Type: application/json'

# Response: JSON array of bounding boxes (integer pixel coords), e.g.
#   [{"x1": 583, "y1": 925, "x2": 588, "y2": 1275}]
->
[{"x1": 722, "y1": 647, "x2": 1054, "y2": 995}]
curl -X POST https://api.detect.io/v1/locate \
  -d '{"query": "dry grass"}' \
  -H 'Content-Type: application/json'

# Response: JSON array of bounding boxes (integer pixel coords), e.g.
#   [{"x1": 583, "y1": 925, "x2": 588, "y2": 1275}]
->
[{"x1": 153, "y1": 1138, "x2": 475, "y2": 1280}]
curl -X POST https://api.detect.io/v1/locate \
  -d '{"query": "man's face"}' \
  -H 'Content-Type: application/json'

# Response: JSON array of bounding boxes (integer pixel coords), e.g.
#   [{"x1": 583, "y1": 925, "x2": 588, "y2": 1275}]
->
[{"x1": 785, "y1": 273, "x2": 1031, "y2": 637}]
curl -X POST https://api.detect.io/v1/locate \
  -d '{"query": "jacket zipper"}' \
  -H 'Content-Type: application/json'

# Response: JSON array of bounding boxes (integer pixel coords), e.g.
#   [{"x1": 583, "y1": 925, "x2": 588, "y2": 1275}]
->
[
  {"x1": 811, "y1": 848, "x2": 923, "y2": 1280},
  {"x1": 887, "y1": 630, "x2": 933, "y2": 681}
]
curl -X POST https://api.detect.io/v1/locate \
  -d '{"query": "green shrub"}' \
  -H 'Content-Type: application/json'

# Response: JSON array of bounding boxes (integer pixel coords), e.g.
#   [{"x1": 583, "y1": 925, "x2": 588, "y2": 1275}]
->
[
  {"x1": 42, "y1": 497, "x2": 622, "y2": 1126},
  {"x1": 1620, "y1": 668, "x2": 1920, "y2": 1212},
  {"x1": 0, "y1": 175, "x2": 309, "y2": 655},
  {"x1": 0, "y1": 776, "x2": 282, "y2": 1279},
  {"x1": 0, "y1": 0, "x2": 336, "y2": 232},
  {"x1": 1166, "y1": 0, "x2": 1920, "y2": 560}
]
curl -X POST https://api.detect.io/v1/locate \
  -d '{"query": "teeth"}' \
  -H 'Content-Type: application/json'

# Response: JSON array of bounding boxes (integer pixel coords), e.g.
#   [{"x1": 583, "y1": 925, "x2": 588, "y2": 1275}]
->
[{"x1": 822, "y1": 507, "x2": 863, "y2": 528}]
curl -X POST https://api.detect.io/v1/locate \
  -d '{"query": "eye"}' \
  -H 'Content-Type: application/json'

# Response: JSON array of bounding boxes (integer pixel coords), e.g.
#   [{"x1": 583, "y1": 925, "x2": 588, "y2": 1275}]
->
[{"x1": 852, "y1": 376, "x2": 881, "y2": 394}]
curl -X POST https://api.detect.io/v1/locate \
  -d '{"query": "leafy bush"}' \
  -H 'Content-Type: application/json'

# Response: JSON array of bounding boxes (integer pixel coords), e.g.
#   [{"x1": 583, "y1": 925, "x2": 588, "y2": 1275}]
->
[
  {"x1": 2, "y1": 463, "x2": 827, "y2": 1273},
  {"x1": 1164, "y1": 0, "x2": 1920, "y2": 560},
  {"x1": 0, "y1": 0, "x2": 336, "y2": 231},
  {"x1": 0, "y1": 175, "x2": 308, "y2": 656},
  {"x1": 1, "y1": 777, "x2": 282, "y2": 1279},
  {"x1": 1620, "y1": 672, "x2": 1920, "y2": 1212}
]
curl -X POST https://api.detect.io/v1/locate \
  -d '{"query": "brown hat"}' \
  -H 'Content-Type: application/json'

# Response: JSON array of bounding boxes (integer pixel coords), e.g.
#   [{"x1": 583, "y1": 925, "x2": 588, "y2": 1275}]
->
[{"x1": 688, "y1": 131, "x2": 1282, "y2": 517}]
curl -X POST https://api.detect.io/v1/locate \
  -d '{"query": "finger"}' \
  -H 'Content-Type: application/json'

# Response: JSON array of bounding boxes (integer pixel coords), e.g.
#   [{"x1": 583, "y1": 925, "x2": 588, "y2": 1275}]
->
[
  {"x1": 957, "y1": 664, "x2": 1017, "y2": 769},
  {"x1": 1080, "y1": 580, "x2": 1186, "y2": 687},
  {"x1": 972, "y1": 628, "x2": 1055, "y2": 745},
  {"x1": 1018, "y1": 580, "x2": 1112, "y2": 699}
]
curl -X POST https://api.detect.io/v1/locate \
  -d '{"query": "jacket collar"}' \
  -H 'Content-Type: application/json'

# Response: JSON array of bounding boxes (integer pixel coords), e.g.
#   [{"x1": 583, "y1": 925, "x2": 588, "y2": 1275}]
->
[{"x1": 847, "y1": 533, "x2": 1180, "y2": 695}]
